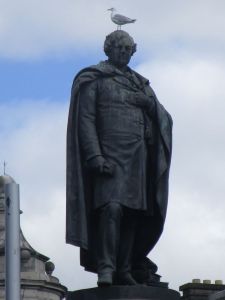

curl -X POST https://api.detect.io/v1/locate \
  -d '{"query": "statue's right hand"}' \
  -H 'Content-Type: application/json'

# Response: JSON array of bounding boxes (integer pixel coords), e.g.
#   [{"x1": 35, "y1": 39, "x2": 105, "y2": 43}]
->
[
  {"x1": 87, "y1": 156, "x2": 105, "y2": 173},
  {"x1": 102, "y1": 161, "x2": 115, "y2": 176},
  {"x1": 87, "y1": 156, "x2": 115, "y2": 176}
]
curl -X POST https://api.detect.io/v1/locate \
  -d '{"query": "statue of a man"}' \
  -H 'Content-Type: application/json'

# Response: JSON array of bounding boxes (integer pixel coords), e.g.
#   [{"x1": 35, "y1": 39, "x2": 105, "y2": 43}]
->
[{"x1": 66, "y1": 30, "x2": 172, "y2": 287}]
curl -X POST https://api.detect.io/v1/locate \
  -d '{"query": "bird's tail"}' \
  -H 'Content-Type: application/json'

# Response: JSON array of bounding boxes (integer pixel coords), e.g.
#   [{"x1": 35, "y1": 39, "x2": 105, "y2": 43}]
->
[{"x1": 131, "y1": 19, "x2": 136, "y2": 23}]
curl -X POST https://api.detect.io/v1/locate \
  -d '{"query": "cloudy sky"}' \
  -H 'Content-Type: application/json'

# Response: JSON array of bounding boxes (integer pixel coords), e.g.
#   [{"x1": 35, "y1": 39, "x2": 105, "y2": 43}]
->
[{"x1": 1, "y1": 0, "x2": 225, "y2": 293}]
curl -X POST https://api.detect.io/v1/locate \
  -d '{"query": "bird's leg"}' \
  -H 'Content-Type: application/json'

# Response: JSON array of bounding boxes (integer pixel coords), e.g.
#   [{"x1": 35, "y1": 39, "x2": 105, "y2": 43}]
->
[{"x1": 117, "y1": 25, "x2": 119, "y2": 30}]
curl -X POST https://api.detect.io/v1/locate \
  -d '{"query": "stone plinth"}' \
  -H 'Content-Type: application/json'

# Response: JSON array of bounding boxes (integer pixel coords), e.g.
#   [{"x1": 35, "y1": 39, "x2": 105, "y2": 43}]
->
[{"x1": 67, "y1": 285, "x2": 180, "y2": 300}]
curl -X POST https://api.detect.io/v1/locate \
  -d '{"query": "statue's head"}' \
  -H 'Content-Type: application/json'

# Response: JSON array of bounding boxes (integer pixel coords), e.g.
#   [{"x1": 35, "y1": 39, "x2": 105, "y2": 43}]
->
[{"x1": 104, "y1": 31, "x2": 137, "y2": 68}]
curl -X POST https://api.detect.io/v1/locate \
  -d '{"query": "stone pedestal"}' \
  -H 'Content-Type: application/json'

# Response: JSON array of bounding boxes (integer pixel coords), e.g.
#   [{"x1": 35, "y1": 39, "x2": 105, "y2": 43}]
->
[{"x1": 66, "y1": 285, "x2": 180, "y2": 300}]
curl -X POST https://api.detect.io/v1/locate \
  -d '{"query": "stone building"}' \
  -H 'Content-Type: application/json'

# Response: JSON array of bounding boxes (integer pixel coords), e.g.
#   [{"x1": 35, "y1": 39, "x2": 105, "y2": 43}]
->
[
  {"x1": 180, "y1": 279, "x2": 225, "y2": 300},
  {"x1": 0, "y1": 175, "x2": 67, "y2": 299},
  {"x1": 2, "y1": 174, "x2": 225, "y2": 300}
]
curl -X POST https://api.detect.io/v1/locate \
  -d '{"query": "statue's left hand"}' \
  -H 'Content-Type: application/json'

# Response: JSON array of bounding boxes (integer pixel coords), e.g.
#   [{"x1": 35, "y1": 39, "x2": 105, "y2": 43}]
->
[{"x1": 128, "y1": 92, "x2": 156, "y2": 117}]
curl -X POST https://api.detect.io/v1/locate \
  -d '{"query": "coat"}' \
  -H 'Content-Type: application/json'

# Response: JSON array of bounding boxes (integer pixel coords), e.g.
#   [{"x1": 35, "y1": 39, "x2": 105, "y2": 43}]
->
[{"x1": 66, "y1": 61, "x2": 173, "y2": 272}]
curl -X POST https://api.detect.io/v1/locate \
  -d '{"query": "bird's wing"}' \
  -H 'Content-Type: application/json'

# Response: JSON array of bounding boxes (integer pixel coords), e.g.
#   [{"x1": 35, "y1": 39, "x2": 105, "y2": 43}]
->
[{"x1": 113, "y1": 13, "x2": 134, "y2": 23}]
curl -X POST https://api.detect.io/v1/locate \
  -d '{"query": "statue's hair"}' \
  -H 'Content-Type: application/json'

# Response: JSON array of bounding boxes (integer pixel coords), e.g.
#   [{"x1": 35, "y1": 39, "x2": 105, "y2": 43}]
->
[{"x1": 104, "y1": 30, "x2": 137, "y2": 57}]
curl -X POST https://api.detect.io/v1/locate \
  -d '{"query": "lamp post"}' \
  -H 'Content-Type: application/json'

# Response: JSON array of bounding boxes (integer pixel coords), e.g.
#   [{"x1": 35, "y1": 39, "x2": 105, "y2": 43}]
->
[{"x1": 5, "y1": 181, "x2": 20, "y2": 300}]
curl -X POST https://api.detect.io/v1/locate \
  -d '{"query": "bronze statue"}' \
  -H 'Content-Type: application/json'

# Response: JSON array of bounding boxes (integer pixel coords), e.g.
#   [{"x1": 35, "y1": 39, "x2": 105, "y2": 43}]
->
[{"x1": 66, "y1": 30, "x2": 172, "y2": 287}]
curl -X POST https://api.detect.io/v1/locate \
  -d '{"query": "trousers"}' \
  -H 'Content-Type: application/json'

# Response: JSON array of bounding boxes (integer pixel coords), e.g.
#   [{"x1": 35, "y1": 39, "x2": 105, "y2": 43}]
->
[{"x1": 97, "y1": 202, "x2": 137, "y2": 276}]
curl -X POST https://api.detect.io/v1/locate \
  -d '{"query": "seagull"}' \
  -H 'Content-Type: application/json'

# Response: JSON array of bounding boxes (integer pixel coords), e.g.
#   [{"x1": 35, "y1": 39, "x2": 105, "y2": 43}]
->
[{"x1": 107, "y1": 8, "x2": 136, "y2": 30}]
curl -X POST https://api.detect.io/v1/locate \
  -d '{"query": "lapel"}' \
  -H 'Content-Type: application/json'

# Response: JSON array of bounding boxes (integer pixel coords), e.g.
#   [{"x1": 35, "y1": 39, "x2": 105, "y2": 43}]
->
[
  {"x1": 111, "y1": 74, "x2": 140, "y2": 93},
  {"x1": 100, "y1": 62, "x2": 147, "y2": 93},
  {"x1": 75, "y1": 61, "x2": 156, "y2": 98}
]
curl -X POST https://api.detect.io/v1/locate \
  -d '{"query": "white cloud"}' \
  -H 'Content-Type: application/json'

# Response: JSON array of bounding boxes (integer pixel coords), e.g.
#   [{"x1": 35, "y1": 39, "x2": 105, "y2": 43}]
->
[
  {"x1": 136, "y1": 56, "x2": 225, "y2": 289},
  {"x1": 0, "y1": 0, "x2": 111, "y2": 59},
  {"x1": 0, "y1": 98, "x2": 97, "y2": 290},
  {"x1": 21, "y1": 189, "x2": 97, "y2": 290},
  {"x1": 0, "y1": 99, "x2": 67, "y2": 213},
  {"x1": 1, "y1": 52, "x2": 225, "y2": 291},
  {"x1": 1, "y1": 0, "x2": 225, "y2": 292},
  {"x1": 0, "y1": 0, "x2": 225, "y2": 59}
]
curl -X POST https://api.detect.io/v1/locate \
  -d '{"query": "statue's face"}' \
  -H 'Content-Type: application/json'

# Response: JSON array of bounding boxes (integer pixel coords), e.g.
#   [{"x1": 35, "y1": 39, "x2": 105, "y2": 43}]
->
[{"x1": 108, "y1": 37, "x2": 133, "y2": 68}]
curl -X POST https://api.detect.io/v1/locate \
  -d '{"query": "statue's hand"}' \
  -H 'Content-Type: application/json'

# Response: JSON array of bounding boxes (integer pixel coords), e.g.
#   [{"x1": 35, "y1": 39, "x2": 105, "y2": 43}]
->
[
  {"x1": 87, "y1": 156, "x2": 105, "y2": 172},
  {"x1": 87, "y1": 156, "x2": 115, "y2": 176},
  {"x1": 102, "y1": 161, "x2": 115, "y2": 176},
  {"x1": 129, "y1": 92, "x2": 156, "y2": 117}
]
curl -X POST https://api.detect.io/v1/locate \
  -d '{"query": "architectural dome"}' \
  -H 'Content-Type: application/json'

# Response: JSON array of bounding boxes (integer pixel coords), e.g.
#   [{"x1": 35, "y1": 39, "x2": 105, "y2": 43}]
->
[
  {"x1": 0, "y1": 175, "x2": 15, "y2": 188},
  {"x1": 0, "y1": 175, "x2": 15, "y2": 209}
]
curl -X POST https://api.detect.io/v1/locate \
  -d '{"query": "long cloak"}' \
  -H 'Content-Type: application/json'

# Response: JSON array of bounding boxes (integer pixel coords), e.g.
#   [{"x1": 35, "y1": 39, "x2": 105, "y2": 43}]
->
[{"x1": 66, "y1": 61, "x2": 173, "y2": 272}]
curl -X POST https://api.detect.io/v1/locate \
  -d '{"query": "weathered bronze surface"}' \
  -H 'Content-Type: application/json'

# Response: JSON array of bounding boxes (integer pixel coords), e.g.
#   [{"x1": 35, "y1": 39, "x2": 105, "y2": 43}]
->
[{"x1": 66, "y1": 30, "x2": 173, "y2": 287}]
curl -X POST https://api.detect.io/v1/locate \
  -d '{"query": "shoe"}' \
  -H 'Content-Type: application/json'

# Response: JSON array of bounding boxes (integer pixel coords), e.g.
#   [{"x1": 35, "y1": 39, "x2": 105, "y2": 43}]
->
[
  {"x1": 145, "y1": 273, "x2": 161, "y2": 285},
  {"x1": 116, "y1": 272, "x2": 138, "y2": 285},
  {"x1": 97, "y1": 273, "x2": 113, "y2": 287}
]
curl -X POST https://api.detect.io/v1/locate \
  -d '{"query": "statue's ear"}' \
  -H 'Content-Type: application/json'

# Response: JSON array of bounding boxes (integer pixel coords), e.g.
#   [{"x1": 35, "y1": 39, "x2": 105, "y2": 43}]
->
[
  {"x1": 104, "y1": 46, "x2": 111, "y2": 58},
  {"x1": 132, "y1": 43, "x2": 137, "y2": 55}
]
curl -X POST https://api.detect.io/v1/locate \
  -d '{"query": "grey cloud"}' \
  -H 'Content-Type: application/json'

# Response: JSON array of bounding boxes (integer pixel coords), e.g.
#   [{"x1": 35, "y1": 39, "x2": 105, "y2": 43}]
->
[
  {"x1": 1, "y1": 54, "x2": 225, "y2": 291},
  {"x1": 1, "y1": 0, "x2": 225, "y2": 292},
  {"x1": 0, "y1": 98, "x2": 97, "y2": 290},
  {"x1": 136, "y1": 56, "x2": 225, "y2": 289},
  {"x1": 0, "y1": 0, "x2": 225, "y2": 59},
  {"x1": 0, "y1": 99, "x2": 68, "y2": 214}
]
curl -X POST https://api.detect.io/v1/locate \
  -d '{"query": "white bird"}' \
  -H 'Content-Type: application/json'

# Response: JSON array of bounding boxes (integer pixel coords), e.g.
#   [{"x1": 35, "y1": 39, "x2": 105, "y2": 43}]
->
[{"x1": 107, "y1": 8, "x2": 136, "y2": 30}]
